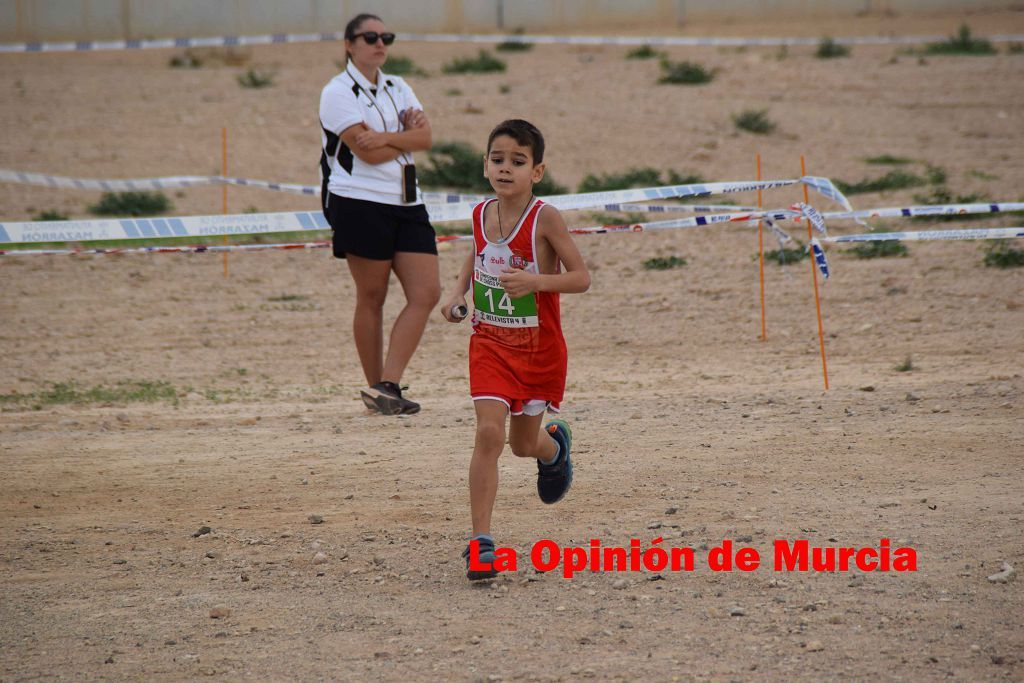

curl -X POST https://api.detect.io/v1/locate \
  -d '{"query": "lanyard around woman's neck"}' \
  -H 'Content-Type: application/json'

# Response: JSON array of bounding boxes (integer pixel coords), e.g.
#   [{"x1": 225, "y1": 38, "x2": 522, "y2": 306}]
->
[
  {"x1": 347, "y1": 66, "x2": 396, "y2": 128},
  {"x1": 346, "y1": 64, "x2": 411, "y2": 165}
]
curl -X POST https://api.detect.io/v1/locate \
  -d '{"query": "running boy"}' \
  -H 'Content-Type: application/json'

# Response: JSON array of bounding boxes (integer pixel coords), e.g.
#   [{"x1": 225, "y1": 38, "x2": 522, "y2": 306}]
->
[{"x1": 441, "y1": 119, "x2": 590, "y2": 580}]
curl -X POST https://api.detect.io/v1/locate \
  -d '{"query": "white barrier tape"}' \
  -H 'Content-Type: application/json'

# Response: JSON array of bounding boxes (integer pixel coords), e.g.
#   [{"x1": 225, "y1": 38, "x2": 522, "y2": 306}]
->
[
  {"x1": 721, "y1": 202, "x2": 1024, "y2": 238},
  {"x1": 763, "y1": 216, "x2": 794, "y2": 246},
  {"x1": 824, "y1": 227, "x2": 1024, "y2": 243},
  {"x1": 7, "y1": 194, "x2": 1019, "y2": 247},
  {"x1": 801, "y1": 177, "x2": 852, "y2": 212},
  {"x1": 400, "y1": 32, "x2": 1024, "y2": 48},
  {"x1": 0, "y1": 168, "x2": 778, "y2": 211},
  {"x1": 219, "y1": 176, "x2": 315, "y2": 196},
  {"x1": 810, "y1": 238, "x2": 830, "y2": 280},
  {"x1": 0, "y1": 178, "x2": 829, "y2": 243},
  {"x1": 0, "y1": 211, "x2": 329, "y2": 244},
  {"x1": 3, "y1": 31, "x2": 1023, "y2": 54},
  {"x1": 0, "y1": 166, "x2": 750, "y2": 212},
  {"x1": 0, "y1": 204, "x2": 763, "y2": 245},
  {"x1": 817, "y1": 202, "x2": 1024, "y2": 222},
  {"x1": 1, "y1": 165, "x2": 846, "y2": 216},
  {"x1": 815, "y1": 227, "x2": 1023, "y2": 282},
  {"x1": 4, "y1": 224, "x2": 1022, "y2": 258},
  {"x1": 0, "y1": 169, "x2": 483, "y2": 204},
  {"x1": 792, "y1": 202, "x2": 828, "y2": 236},
  {"x1": 1, "y1": 241, "x2": 332, "y2": 257},
  {"x1": 592, "y1": 203, "x2": 760, "y2": 213},
  {"x1": 423, "y1": 192, "x2": 489, "y2": 204},
  {"x1": 0, "y1": 169, "x2": 217, "y2": 192},
  {"x1": 429, "y1": 211, "x2": 772, "y2": 243},
  {"x1": 0, "y1": 32, "x2": 344, "y2": 54},
  {"x1": 219, "y1": 177, "x2": 486, "y2": 204},
  {"x1": 746, "y1": 201, "x2": 1024, "y2": 227},
  {"x1": 572, "y1": 212, "x2": 764, "y2": 235},
  {"x1": 426, "y1": 177, "x2": 843, "y2": 224}
]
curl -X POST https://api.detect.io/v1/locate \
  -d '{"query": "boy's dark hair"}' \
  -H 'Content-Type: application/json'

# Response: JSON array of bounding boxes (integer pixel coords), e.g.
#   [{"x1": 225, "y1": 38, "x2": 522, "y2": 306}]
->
[
  {"x1": 343, "y1": 13, "x2": 382, "y2": 59},
  {"x1": 487, "y1": 119, "x2": 545, "y2": 164}
]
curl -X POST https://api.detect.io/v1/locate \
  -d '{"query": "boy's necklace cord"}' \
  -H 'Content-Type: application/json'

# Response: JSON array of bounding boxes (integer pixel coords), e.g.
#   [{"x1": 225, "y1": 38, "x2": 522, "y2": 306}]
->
[{"x1": 497, "y1": 194, "x2": 534, "y2": 240}]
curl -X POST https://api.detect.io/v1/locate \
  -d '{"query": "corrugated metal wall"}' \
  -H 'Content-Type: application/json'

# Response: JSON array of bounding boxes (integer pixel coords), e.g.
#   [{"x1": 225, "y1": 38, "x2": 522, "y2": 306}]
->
[{"x1": 0, "y1": 0, "x2": 1018, "y2": 42}]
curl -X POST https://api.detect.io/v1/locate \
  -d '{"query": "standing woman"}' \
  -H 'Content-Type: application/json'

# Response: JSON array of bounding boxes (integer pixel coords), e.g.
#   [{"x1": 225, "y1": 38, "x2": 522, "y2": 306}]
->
[{"x1": 320, "y1": 13, "x2": 441, "y2": 415}]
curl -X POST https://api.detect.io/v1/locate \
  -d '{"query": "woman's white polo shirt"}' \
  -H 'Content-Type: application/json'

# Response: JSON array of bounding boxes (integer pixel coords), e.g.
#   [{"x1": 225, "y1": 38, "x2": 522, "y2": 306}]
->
[{"x1": 319, "y1": 64, "x2": 423, "y2": 206}]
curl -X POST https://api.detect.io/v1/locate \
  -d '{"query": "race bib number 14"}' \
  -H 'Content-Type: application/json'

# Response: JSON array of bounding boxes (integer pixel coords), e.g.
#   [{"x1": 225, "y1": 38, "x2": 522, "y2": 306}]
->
[{"x1": 473, "y1": 270, "x2": 538, "y2": 328}]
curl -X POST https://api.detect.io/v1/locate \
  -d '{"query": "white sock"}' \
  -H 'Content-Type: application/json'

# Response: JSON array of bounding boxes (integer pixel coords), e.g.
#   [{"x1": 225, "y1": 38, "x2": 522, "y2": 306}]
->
[{"x1": 539, "y1": 435, "x2": 562, "y2": 466}]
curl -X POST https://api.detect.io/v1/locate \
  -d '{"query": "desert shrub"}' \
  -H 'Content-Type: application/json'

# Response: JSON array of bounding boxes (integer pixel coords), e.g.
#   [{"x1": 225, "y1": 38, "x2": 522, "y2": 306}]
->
[
  {"x1": 643, "y1": 255, "x2": 686, "y2": 270},
  {"x1": 419, "y1": 142, "x2": 484, "y2": 190},
  {"x1": 967, "y1": 169, "x2": 999, "y2": 181},
  {"x1": 34, "y1": 210, "x2": 69, "y2": 221},
  {"x1": 983, "y1": 241, "x2": 1024, "y2": 268},
  {"x1": 496, "y1": 28, "x2": 532, "y2": 52},
  {"x1": 590, "y1": 212, "x2": 646, "y2": 226},
  {"x1": 577, "y1": 167, "x2": 702, "y2": 193},
  {"x1": 865, "y1": 155, "x2": 913, "y2": 165},
  {"x1": 912, "y1": 186, "x2": 983, "y2": 206},
  {"x1": 496, "y1": 39, "x2": 532, "y2": 52},
  {"x1": 419, "y1": 140, "x2": 567, "y2": 194},
  {"x1": 834, "y1": 170, "x2": 926, "y2": 195},
  {"x1": 667, "y1": 170, "x2": 705, "y2": 185},
  {"x1": 383, "y1": 55, "x2": 427, "y2": 77},
  {"x1": 442, "y1": 50, "x2": 506, "y2": 74},
  {"x1": 189, "y1": 46, "x2": 250, "y2": 66},
  {"x1": 733, "y1": 109, "x2": 776, "y2": 134},
  {"x1": 658, "y1": 59, "x2": 714, "y2": 84},
  {"x1": 925, "y1": 164, "x2": 947, "y2": 185},
  {"x1": 925, "y1": 24, "x2": 996, "y2": 55},
  {"x1": 534, "y1": 175, "x2": 569, "y2": 196},
  {"x1": 894, "y1": 356, "x2": 914, "y2": 372},
  {"x1": 172, "y1": 47, "x2": 251, "y2": 69},
  {"x1": 846, "y1": 228, "x2": 909, "y2": 259},
  {"x1": 761, "y1": 241, "x2": 808, "y2": 265},
  {"x1": 0, "y1": 380, "x2": 178, "y2": 407},
  {"x1": 626, "y1": 45, "x2": 662, "y2": 59},
  {"x1": 849, "y1": 240, "x2": 908, "y2": 259},
  {"x1": 911, "y1": 186, "x2": 988, "y2": 221},
  {"x1": 237, "y1": 69, "x2": 274, "y2": 88},
  {"x1": 88, "y1": 191, "x2": 170, "y2": 217},
  {"x1": 578, "y1": 168, "x2": 660, "y2": 193},
  {"x1": 816, "y1": 37, "x2": 850, "y2": 58},
  {"x1": 169, "y1": 51, "x2": 202, "y2": 68}
]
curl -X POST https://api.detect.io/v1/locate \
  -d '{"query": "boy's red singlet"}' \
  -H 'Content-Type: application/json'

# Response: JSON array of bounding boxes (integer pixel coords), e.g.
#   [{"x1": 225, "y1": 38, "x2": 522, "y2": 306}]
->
[{"x1": 469, "y1": 198, "x2": 567, "y2": 413}]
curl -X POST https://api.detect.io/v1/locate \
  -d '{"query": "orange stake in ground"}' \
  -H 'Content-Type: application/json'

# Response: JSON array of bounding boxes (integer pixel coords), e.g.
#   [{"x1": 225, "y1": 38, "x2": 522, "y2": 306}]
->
[
  {"x1": 801, "y1": 156, "x2": 829, "y2": 390},
  {"x1": 222, "y1": 127, "x2": 229, "y2": 278},
  {"x1": 757, "y1": 154, "x2": 766, "y2": 342}
]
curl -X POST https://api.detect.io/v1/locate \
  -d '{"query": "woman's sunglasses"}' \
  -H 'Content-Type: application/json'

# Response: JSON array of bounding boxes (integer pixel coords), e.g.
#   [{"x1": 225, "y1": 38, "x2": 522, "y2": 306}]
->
[{"x1": 353, "y1": 31, "x2": 396, "y2": 46}]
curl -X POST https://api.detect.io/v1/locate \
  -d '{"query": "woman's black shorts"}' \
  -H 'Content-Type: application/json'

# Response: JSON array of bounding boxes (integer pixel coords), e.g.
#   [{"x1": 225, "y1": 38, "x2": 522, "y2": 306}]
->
[{"x1": 326, "y1": 194, "x2": 438, "y2": 260}]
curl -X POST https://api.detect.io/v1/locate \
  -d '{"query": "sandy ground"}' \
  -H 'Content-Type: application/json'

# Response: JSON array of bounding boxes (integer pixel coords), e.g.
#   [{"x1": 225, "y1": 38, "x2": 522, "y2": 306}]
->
[{"x1": 2, "y1": 9, "x2": 1024, "y2": 682}]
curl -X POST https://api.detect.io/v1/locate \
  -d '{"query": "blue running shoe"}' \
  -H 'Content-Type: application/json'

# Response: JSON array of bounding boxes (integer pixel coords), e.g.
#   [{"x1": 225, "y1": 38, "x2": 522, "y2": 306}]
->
[
  {"x1": 538, "y1": 419, "x2": 573, "y2": 504},
  {"x1": 461, "y1": 537, "x2": 498, "y2": 581}
]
